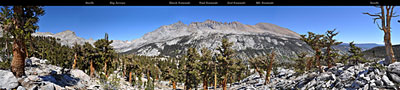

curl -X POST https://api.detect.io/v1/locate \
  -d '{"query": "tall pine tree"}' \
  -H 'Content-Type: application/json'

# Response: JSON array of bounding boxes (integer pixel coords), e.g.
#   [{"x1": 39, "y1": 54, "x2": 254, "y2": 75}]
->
[
  {"x1": 0, "y1": 6, "x2": 45, "y2": 77},
  {"x1": 215, "y1": 38, "x2": 237, "y2": 90}
]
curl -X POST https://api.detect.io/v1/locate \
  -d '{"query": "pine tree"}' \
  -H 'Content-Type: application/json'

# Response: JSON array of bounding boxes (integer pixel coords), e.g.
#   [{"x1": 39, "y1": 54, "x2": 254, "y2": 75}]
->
[
  {"x1": 215, "y1": 38, "x2": 237, "y2": 90},
  {"x1": 294, "y1": 52, "x2": 309, "y2": 74},
  {"x1": 0, "y1": 6, "x2": 45, "y2": 77},
  {"x1": 300, "y1": 32, "x2": 324, "y2": 72},
  {"x1": 94, "y1": 33, "x2": 115, "y2": 79},
  {"x1": 199, "y1": 47, "x2": 213, "y2": 90},
  {"x1": 233, "y1": 59, "x2": 247, "y2": 83},
  {"x1": 322, "y1": 29, "x2": 342, "y2": 68},
  {"x1": 72, "y1": 42, "x2": 81, "y2": 69},
  {"x1": 265, "y1": 52, "x2": 275, "y2": 84},
  {"x1": 181, "y1": 47, "x2": 201, "y2": 89},
  {"x1": 348, "y1": 42, "x2": 366, "y2": 65},
  {"x1": 249, "y1": 51, "x2": 275, "y2": 85},
  {"x1": 0, "y1": 31, "x2": 12, "y2": 69},
  {"x1": 158, "y1": 57, "x2": 180, "y2": 89},
  {"x1": 125, "y1": 55, "x2": 144, "y2": 87},
  {"x1": 82, "y1": 42, "x2": 96, "y2": 77}
]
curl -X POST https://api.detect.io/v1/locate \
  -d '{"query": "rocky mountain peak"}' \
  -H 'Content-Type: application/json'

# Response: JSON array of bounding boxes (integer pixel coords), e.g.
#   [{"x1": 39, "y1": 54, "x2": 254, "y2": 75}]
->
[
  {"x1": 169, "y1": 21, "x2": 187, "y2": 29},
  {"x1": 32, "y1": 30, "x2": 95, "y2": 46},
  {"x1": 254, "y1": 22, "x2": 300, "y2": 38},
  {"x1": 203, "y1": 19, "x2": 223, "y2": 24},
  {"x1": 114, "y1": 20, "x2": 305, "y2": 53},
  {"x1": 55, "y1": 30, "x2": 77, "y2": 37},
  {"x1": 174, "y1": 20, "x2": 185, "y2": 25}
]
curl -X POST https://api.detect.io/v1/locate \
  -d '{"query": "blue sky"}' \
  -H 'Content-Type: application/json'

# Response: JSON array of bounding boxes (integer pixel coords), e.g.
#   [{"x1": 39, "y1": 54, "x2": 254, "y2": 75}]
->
[{"x1": 38, "y1": 6, "x2": 400, "y2": 44}]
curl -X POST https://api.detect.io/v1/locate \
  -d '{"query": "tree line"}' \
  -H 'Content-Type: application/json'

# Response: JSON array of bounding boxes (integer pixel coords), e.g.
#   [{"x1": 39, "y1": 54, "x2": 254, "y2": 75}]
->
[{"x1": 120, "y1": 38, "x2": 256, "y2": 90}]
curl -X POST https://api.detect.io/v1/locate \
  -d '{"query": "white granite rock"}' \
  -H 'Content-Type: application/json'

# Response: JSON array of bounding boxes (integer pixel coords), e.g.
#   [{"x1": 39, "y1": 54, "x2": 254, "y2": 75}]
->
[{"x1": 0, "y1": 70, "x2": 19, "y2": 89}]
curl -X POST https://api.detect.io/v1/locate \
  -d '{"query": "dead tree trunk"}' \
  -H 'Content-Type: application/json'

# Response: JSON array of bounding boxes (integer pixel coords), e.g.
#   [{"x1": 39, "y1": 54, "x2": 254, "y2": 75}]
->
[
  {"x1": 384, "y1": 31, "x2": 396, "y2": 63},
  {"x1": 364, "y1": 6, "x2": 398, "y2": 65}
]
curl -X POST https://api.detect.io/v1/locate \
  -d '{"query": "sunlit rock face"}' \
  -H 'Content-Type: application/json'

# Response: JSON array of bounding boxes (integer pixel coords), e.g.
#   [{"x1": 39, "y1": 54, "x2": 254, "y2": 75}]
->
[
  {"x1": 230, "y1": 60, "x2": 400, "y2": 90},
  {"x1": 120, "y1": 20, "x2": 313, "y2": 63},
  {"x1": 32, "y1": 30, "x2": 95, "y2": 46}
]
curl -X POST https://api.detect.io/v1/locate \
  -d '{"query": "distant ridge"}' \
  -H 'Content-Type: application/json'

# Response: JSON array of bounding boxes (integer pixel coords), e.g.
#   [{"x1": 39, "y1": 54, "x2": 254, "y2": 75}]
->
[
  {"x1": 362, "y1": 44, "x2": 400, "y2": 60},
  {"x1": 113, "y1": 20, "x2": 302, "y2": 52},
  {"x1": 117, "y1": 20, "x2": 314, "y2": 62},
  {"x1": 32, "y1": 30, "x2": 96, "y2": 46}
]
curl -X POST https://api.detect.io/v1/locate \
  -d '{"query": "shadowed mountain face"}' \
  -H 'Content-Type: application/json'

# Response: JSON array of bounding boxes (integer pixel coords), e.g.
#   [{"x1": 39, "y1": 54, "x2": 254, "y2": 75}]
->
[{"x1": 362, "y1": 44, "x2": 400, "y2": 60}]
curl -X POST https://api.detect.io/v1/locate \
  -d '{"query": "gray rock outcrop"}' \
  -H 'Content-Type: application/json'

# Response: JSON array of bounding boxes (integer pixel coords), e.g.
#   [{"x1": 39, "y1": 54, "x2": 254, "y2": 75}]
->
[
  {"x1": 229, "y1": 60, "x2": 400, "y2": 90},
  {"x1": 0, "y1": 57, "x2": 139, "y2": 90},
  {"x1": 0, "y1": 70, "x2": 19, "y2": 89}
]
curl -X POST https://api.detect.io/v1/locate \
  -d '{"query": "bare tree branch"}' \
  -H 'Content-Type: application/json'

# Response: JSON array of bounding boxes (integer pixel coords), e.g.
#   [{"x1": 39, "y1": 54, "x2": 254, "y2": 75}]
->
[
  {"x1": 363, "y1": 12, "x2": 381, "y2": 17},
  {"x1": 373, "y1": 17, "x2": 380, "y2": 24},
  {"x1": 376, "y1": 23, "x2": 383, "y2": 30}
]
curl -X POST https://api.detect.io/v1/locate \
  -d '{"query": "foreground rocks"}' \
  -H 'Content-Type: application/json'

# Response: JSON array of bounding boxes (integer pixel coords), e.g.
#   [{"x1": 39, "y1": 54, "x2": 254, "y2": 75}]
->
[
  {"x1": 0, "y1": 70, "x2": 19, "y2": 89},
  {"x1": 230, "y1": 60, "x2": 400, "y2": 90},
  {"x1": 0, "y1": 57, "x2": 136, "y2": 90}
]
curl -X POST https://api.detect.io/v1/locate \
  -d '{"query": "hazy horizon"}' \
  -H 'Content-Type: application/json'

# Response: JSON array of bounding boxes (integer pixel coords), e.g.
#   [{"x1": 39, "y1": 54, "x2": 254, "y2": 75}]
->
[{"x1": 37, "y1": 6, "x2": 400, "y2": 44}]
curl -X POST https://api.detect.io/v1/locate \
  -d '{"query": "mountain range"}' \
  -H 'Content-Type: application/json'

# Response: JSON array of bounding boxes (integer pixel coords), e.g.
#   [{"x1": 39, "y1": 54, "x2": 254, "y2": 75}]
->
[
  {"x1": 1, "y1": 20, "x2": 385, "y2": 63},
  {"x1": 27, "y1": 20, "x2": 311, "y2": 63},
  {"x1": 333, "y1": 43, "x2": 384, "y2": 51},
  {"x1": 32, "y1": 30, "x2": 96, "y2": 46}
]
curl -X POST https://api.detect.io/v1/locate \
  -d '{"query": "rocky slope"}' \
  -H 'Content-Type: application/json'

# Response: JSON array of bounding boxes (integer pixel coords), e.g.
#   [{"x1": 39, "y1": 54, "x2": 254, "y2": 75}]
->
[
  {"x1": 115, "y1": 20, "x2": 304, "y2": 52},
  {"x1": 0, "y1": 57, "x2": 136, "y2": 90},
  {"x1": 229, "y1": 60, "x2": 400, "y2": 90},
  {"x1": 2, "y1": 57, "x2": 400, "y2": 90},
  {"x1": 124, "y1": 32, "x2": 312, "y2": 62},
  {"x1": 120, "y1": 20, "x2": 313, "y2": 63}
]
